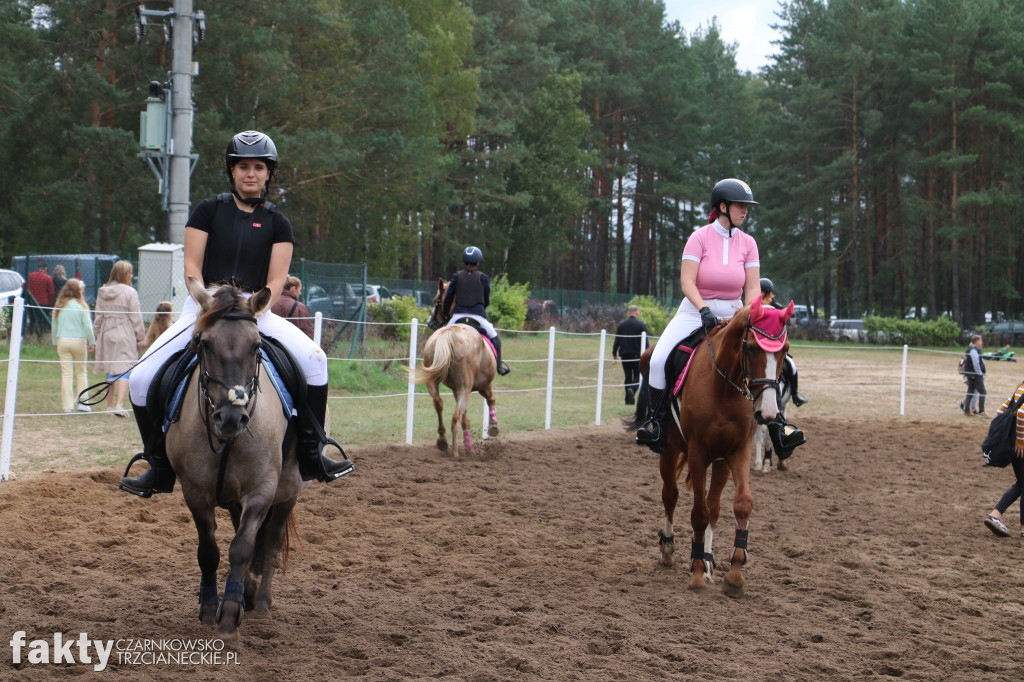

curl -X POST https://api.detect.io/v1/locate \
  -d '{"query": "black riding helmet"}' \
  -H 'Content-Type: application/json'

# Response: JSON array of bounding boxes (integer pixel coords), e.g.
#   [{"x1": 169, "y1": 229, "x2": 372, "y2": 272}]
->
[
  {"x1": 463, "y1": 246, "x2": 483, "y2": 265},
  {"x1": 225, "y1": 130, "x2": 278, "y2": 203},
  {"x1": 760, "y1": 278, "x2": 774, "y2": 295},
  {"x1": 711, "y1": 178, "x2": 758, "y2": 230}
]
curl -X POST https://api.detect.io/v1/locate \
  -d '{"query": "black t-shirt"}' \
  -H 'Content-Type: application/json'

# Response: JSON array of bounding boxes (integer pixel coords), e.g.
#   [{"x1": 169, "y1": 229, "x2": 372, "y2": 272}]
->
[{"x1": 187, "y1": 196, "x2": 294, "y2": 291}]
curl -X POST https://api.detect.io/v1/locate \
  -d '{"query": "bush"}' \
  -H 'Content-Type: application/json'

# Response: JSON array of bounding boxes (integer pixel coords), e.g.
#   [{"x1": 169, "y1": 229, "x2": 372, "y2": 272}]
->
[
  {"x1": 628, "y1": 295, "x2": 672, "y2": 337},
  {"x1": 490, "y1": 276, "x2": 529, "y2": 331},
  {"x1": 560, "y1": 304, "x2": 624, "y2": 333},
  {"x1": 366, "y1": 296, "x2": 427, "y2": 341},
  {"x1": 864, "y1": 316, "x2": 961, "y2": 346}
]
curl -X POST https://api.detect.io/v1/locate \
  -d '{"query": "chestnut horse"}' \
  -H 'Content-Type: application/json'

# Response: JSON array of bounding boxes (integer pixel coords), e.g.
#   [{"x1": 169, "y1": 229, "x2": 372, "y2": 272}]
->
[
  {"x1": 168, "y1": 278, "x2": 310, "y2": 640},
  {"x1": 410, "y1": 279, "x2": 499, "y2": 457},
  {"x1": 627, "y1": 297, "x2": 793, "y2": 597}
]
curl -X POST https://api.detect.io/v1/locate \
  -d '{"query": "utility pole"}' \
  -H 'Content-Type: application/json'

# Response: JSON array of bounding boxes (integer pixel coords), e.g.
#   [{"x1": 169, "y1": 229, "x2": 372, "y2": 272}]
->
[{"x1": 136, "y1": 2, "x2": 205, "y2": 244}]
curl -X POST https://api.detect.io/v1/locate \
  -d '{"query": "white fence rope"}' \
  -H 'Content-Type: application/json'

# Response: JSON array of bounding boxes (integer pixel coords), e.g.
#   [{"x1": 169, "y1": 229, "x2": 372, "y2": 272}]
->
[{"x1": 0, "y1": 297, "x2": 993, "y2": 481}]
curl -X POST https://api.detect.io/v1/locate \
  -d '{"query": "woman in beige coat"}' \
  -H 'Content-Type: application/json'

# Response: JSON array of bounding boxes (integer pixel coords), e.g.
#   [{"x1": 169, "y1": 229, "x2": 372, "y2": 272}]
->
[{"x1": 94, "y1": 261, "x2": 145, "y2": 416}]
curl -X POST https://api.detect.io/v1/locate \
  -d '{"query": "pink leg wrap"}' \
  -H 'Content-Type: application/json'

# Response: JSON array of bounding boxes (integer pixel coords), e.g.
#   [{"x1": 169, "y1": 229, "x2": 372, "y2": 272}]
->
[
  {"x1": 489, "y1": 406, "x2": 497, "y2": 422},
  {"x1": 463, "y1": 429, "x2": 473, "y2": 451}
]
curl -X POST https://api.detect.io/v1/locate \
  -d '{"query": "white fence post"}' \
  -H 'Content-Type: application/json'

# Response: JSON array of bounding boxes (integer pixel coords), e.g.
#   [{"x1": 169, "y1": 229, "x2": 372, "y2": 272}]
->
[
  {"x1": 596, "y1": 329, "x2": 606, "y2": 425},
  {"x1": 1, "y1": 298, "x2": 25, "y2": 482},
  {"x1": 406, "y1": 319, "x2": 418, "y2": 444},
  {"x1": 545, "y1": 326, "x2": 555, "y2": 429},
  {"x1": 900, "y1": 344, "x2": 908, "y2": 416},
  {"x1": 313, "y1": 311, "x2": 323, "y2": 347},
  {"x1": 482, "y1": 397, "x2": 489, "y2": 440}
]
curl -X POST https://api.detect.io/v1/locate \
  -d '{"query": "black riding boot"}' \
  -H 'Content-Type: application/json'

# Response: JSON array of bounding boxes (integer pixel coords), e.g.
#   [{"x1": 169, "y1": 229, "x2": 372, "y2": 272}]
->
[
  {"x1": 636, "y1": 386, "x2": 671, "y2": 455},
  {"x1": 787, "y1": 357, "x2": 807, "y2": 406},
  {"x1": 297, "y1": 384, "x2": 355, "y2": 483},
  {"x1": 120, "y1": 403, "x2": 176, "y2": 498},
  {"x1": 491, "y1": 335, "x2": 510, "y2": 375}
]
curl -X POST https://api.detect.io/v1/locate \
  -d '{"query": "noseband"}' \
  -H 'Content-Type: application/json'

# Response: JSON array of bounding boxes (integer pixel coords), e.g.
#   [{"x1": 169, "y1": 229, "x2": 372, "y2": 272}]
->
[{"x1": 194, "y1": 312, "x2": 262, "y2": 451}]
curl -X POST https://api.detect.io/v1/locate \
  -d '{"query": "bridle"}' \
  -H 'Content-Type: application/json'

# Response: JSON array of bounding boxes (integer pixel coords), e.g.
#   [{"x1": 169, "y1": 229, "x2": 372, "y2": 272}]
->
[
  {"x1": 703, "y1": 316, "x2": 785, "y2": 404},
  {"x1": 426, "y1": 285, "x2": 451, "y2": 331},
  {"x1": 194, "y1": 312, "x2": 262, "y2": 454}
]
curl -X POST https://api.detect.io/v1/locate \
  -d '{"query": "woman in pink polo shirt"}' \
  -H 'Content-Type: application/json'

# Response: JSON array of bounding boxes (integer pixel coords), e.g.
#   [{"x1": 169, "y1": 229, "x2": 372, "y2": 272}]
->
[{"x1": 636, "y1": 179, "x2": 763, "y2": 454}]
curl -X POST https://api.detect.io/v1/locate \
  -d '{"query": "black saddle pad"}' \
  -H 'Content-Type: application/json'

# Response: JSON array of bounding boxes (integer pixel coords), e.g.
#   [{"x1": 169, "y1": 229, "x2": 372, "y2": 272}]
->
[{"x1": 662, "y1": 327, "x2": 707, "y2": 393}]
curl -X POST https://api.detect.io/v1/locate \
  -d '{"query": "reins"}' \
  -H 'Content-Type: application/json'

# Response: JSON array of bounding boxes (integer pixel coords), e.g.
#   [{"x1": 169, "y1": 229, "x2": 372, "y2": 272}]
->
[{"x1": 702, "y1": 317, "x2": 784, "y2": 402}]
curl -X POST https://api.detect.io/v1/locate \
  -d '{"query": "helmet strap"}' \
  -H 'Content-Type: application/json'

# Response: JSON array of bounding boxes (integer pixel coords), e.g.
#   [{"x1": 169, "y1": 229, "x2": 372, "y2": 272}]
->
[{"x1": 231, "y1": 189, "x2": 264, "y2": 207}]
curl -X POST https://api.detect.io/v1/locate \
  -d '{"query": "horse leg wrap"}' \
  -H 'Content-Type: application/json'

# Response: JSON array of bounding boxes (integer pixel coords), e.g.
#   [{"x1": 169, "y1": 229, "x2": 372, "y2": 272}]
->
[
  {"x1": 489, "y1": 405, "x2": 497, "y2": 423},
  {"x1": 199, "y1": 584, "x2": 219, "y2": 606},
  {"x1": 463, "y1": 429, "x2": 473, "y2": 450},
  {"x1": 657, "y1": 530, "x2": 674, "y2": 551},
  {"x1": 217, "y1": 579, "x2": 246, "y2": 626},
  {"x1": 730, "y1": 524, "x2": 750, "y2": 565},
  {"x1": 690, "y1": 540, "x2": 705, "y2": 572}
]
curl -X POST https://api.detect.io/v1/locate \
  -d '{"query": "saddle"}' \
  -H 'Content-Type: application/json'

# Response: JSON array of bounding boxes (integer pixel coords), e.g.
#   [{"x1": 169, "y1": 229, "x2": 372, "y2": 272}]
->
[
  {"x1": 666, "y1": 327, "x2": 711, "y2": 397},
  {"x1": 452, "y1": 317, "x2": 499, "y2": 359},
  {"x1": 148, "y1": 334, "x2": 305, "y2": 431}
]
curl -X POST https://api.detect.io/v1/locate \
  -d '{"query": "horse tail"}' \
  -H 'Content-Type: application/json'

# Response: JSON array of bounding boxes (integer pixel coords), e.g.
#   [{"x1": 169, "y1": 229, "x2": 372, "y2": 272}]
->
[
  {"x1": 251, "y1": 508, "x2": 301, "y2": 576},
  {"x1": 411, "y1": 329, "x2": 455, "y2": 386},
  {"x1": 622, "y1": 382, "x2": 649, "y2": 432}
]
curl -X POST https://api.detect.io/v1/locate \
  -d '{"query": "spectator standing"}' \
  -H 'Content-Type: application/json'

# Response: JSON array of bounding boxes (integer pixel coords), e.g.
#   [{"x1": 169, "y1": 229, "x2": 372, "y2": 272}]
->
[
  {"x1": 139, "y1": 301, "x2": 173, "y2": 352},
  {"x1": 960, "y1": 334, "x2": 987, "y2": 417},
  {"x1": 94, "y1": 261, "x2": 145, "y2": 417},
  {"x1": 51, "y1": 265, "x2": 67, "y2": 296},
  {"x1": 271, "y1": 276, "x2": 314, "y2": 339},
  {"x1": 52, "y1": 279, "x2": 95, "y2": 413},
  {"x1": 983, "y1": 378, "x2": 1024, "y2": 538},
  {"x1": 612, "y1": 305, "x2": 649, "y2": 405},
  {"x1": 27, "y1": 261, "x2": 56, "y2": 308}
]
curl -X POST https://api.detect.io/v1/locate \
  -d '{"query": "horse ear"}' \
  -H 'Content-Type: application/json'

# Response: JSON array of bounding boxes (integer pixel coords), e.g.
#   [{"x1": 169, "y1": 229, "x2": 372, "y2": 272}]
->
[
  {"x1": 187, "y1": 276, "x2": 210, "y2": 311},
  {"x1": 437, "y1": 277, "x2": 445, "y2": 291},
  {"x1": 781, "y1": 300, "x2": 795, "y2": 324},
  {"x1": 750, "y1": 294, "x2": 764, "y2": 321},
  {"x1": 250, "y1": 287, "x2": 273, "y2": 317}
]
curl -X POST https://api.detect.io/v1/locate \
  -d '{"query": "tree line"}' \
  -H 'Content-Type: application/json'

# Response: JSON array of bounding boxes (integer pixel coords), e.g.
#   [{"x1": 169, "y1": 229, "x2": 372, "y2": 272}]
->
[{"x1": 2, "y1": 0, "x2": 1022, "y2": 324}]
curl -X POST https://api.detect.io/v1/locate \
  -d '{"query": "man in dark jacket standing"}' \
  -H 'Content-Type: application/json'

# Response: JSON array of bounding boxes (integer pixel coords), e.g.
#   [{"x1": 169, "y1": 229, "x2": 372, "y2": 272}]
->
[{"x1": 612, "y1": 305, "x2": 649, "y2": 404}]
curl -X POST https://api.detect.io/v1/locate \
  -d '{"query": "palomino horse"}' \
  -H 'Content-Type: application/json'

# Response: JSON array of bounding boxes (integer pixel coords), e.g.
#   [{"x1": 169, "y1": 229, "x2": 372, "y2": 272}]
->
[
  {"x1": 753, "y1": 366, "x2": 792, "y2": 473},
  {"x1": 411, "y1": 278, "x2": 499, "y2": 458},
  {"x1": 168, "y1": 278, "x2": 310, "y2": 641},
  {"x1": 627, "y1": 296, "x2": 793, "y2": 597}
]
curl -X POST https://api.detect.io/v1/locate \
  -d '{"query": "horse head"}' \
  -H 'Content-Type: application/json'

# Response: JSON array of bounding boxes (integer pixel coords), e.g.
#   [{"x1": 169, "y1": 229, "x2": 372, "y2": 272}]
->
[
  {"x1": 746, "y1": 296, "x2": 793, "y2": 423},
  {"x1": 426, "y1": 277, "x2": 451, "y2": 331},
  {"x1": 187, "y1": 277, "x2": 273, "y2": 440}
]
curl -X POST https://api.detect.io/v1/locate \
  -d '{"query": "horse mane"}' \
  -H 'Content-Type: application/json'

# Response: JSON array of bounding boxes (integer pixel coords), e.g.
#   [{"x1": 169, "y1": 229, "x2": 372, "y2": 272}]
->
[{"x1": 194, "y1": 286, "x2": 247, "y2": 333}]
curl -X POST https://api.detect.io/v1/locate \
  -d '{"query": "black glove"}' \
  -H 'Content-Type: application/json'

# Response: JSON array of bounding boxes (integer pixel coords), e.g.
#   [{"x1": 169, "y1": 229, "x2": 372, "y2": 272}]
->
[{"x1": 699, "y1": 306, "x2": 717, "y2": 331}]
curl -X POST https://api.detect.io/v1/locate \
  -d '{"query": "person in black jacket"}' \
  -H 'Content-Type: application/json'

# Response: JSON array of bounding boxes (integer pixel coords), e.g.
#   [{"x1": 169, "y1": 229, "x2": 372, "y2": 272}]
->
[
  {"x1": 960, "y1": 334, "x2": 987, "y2": 417},
  {"x1": 612, "y1": 305, "x2": 649, "y2": 404}
]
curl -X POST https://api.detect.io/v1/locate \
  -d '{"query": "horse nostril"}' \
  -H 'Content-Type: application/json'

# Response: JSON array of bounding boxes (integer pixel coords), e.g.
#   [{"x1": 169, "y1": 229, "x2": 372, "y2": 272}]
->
[{"x1": 754, "y1": 410, "x2": 765, "y2": 424}]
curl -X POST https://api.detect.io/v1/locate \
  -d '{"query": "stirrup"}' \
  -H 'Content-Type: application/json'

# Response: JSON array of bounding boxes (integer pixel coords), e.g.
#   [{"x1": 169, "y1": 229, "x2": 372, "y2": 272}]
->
[
  {"x1": 497, "y1": 361, "x2": 510, "y2": 376},
  {"x1": 119, "y1": 452, "x2": 175, "y2": 498},
  {"x1": 316, "y1": 437, "x2": 355, "y2": 483},
  {"x1": 635, "y1": 421, "x2": 666, "y2": 455},
  {"x1": 792, "y1": 393, "x2": 808, "y2": 407}
]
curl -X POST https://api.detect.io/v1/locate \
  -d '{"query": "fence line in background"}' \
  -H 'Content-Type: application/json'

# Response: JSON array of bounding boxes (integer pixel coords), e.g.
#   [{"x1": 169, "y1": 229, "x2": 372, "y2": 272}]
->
[{"x1": 0, "y1": 298, "x2": 981, "y2": 482}]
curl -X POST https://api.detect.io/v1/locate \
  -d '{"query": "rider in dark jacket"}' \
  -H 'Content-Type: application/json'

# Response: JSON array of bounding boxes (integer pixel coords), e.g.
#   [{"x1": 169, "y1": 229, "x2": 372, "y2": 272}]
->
[{"x1": 441, "y1": 246, "x2": 510, "y2": 376}]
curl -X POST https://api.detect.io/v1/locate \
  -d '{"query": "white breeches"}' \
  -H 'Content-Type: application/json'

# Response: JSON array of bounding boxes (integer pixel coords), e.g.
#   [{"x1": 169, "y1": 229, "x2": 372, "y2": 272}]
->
[
  {"x1": 446, "y1": 313, "x2": 496, "y2": 338},
  {"x1": 648, "y1": 298, "x2": 742, "y2": 390}
]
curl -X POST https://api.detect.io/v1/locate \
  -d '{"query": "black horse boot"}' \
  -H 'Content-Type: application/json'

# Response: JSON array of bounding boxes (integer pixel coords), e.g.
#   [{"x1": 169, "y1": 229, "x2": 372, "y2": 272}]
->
[
  {"x1": 297, "y1": 384, "x2": 355, "y2": 483},
  {"x1": 120, "y1": 403, "x2": 176, "y2": 498},
  {"x1": 491, "y1": 335, "x2": 510, "y2": 375},
  {"x1": 636, "y1": 386, "x2": 671, "y2": 455},
  {"x1": 767, "y1": 417, "x2": 806, "y2": 461},
  {"x1": 787, "y1": 357, "x2": 807, "y2": 406}
]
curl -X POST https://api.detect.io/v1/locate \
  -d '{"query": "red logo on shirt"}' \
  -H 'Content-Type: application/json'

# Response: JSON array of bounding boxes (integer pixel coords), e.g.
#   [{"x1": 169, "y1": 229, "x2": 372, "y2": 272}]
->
[{"x1": 252, "y1": 223, "x2": 262, "y2": 228}]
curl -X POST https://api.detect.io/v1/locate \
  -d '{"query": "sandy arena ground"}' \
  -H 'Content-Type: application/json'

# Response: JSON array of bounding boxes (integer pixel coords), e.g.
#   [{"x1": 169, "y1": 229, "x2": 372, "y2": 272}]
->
[{"x1": 2, "y1": 350, "x2": 1024, "y2": 680}]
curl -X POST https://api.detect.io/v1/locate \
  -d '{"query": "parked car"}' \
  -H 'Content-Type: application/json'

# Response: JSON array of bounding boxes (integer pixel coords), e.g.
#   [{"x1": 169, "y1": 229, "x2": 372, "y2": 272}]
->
[
  {"x1": 0, "y1": 268, "x2": 25, "y2": 305},
  {"x1": 351, "y1": 283, "x2": 392, "y2": 304},
  {"x1": 392, "y1": 289, "x2": 434, "y2": 307},
  {"x1": 988, "y1": 320, "x2": 1024, "y2": 345},
  {"x1": 829, "y1": 318, "x2": 865, "y2": 341}
]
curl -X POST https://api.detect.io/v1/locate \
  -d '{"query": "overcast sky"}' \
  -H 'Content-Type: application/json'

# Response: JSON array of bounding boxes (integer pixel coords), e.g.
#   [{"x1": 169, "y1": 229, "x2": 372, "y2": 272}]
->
[{"x1": 660, "y1": 0, "x2": 784, "y2": 73}]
